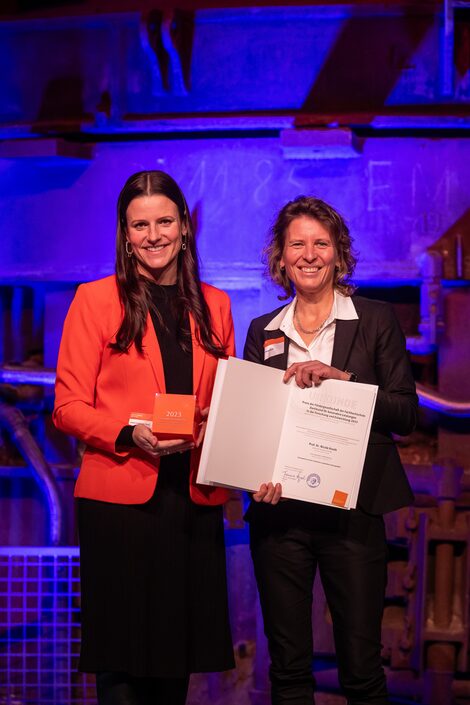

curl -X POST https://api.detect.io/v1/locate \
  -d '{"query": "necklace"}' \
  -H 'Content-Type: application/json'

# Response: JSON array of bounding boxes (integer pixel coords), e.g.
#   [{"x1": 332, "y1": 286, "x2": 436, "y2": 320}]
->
[{"x1": 294, "y1": 302, "x2": 330, "y2": 336}]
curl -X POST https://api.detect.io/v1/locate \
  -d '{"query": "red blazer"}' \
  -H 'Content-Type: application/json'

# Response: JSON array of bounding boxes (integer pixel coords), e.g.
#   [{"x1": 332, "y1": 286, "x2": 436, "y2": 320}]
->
[{"x1": 53, "y1": 275, "x2": 235, "y2": 506}]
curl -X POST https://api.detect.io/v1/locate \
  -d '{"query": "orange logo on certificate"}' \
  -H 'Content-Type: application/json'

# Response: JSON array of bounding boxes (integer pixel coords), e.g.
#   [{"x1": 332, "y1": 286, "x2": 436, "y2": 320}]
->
[{"x1": 332, "y1": 490, "x2": 348, "y2": 508}]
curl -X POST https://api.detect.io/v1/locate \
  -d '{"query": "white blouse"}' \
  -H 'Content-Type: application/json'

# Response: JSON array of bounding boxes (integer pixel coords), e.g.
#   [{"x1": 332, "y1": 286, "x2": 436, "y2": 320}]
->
[{"x1": 264, "y1": 291, "x2": 358, "y2": 367}]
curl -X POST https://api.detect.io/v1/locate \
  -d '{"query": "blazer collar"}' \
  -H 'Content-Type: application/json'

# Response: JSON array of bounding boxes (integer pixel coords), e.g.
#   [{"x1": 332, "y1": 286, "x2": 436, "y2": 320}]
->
[
  {"x1": 263, "y1": 294, "x2": 358, "y2": 372},
  {"x1": 264, "y1": 303, "x2": 291, "y2": 331},
  {"x1": 264, "y1": 292, "x2": 357, "y2": 332},
  {"x1": 142, "y1": 312, "x2": 205, "y2": 394},
  {"x1": 263, "y1": 322, "x2": 357, "y2": 373},
  {"x1": 143, "y1": 313, "x2": 166, "y2": 393},
  {"x1": 190, "y1": 312, "x2": 205, "y2": 392},
  {"x1": 331, "y1": 317, "x2": 360, "y2": 371}
]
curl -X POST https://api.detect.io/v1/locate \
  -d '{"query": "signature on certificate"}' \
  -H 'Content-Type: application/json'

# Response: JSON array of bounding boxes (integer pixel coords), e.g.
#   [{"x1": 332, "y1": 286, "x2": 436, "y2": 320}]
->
[{"x1": 281, "y1": 469, "x2": 306, "y2": 484}]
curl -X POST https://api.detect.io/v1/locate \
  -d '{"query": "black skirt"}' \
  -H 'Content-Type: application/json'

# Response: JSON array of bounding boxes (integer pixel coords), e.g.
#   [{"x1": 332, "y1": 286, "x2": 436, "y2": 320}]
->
[{"x1": 77, "y1": 457, "x2": 234, "y2": 677}]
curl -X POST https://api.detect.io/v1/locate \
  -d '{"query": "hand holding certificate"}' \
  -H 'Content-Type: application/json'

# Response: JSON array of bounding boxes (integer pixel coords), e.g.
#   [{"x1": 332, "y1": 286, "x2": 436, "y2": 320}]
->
[{"x1": 197, "y1": 357, "x2": 378, "y2": 509}]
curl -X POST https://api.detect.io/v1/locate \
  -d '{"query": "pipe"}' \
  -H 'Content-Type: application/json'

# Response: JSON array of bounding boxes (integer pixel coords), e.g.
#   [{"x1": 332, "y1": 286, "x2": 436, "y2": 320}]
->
[
  {"x1": 0, "y1": 366, "x2": 56, "y2": 386},
  {"x1": 406, "y1": 335, "x2": 438, "y2": 355},
  {"x1": 416, "y1": 384, "x2": 470, "y2": 418},
  {"x1": 0, "y1": 402, "x2": 62, "y2": 545},
  {"x1": 2, "y1": 368, "x2": 470, "y2": 418},
  {"x1": 406, "y1": 251, "x2": 445, "y2": 355}
]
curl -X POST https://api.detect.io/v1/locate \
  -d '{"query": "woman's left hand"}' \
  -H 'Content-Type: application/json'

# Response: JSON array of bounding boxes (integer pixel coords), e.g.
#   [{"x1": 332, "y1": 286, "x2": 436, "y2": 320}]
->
[
  {"x1": 253, "y1": 482, "x2": 283, "y2": 505},
  {"x1": 132, "y1": 424, "x2": 194, "y2": 457},
  {"x1": 283, "y1": 360, "x2": 350, "y2": 388},
  {"x1": 195, "y1": 407, "x2": 209, "y2": 448}
]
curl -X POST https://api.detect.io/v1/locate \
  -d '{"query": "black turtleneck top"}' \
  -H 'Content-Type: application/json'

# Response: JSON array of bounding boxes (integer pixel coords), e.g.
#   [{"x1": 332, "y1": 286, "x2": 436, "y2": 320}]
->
[{"x1": 115, "y1": 283, "x2": 193, "y2": 451}]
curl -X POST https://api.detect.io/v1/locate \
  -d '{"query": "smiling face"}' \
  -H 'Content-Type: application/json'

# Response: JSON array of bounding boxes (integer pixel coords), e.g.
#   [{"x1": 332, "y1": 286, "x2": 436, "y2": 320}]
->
[
  {"x1": 280, "y1": 216, "x2": 339, "y2": 299},
  {"x1": 125, "y1": 194, "x2": 186, "y2": 284}
]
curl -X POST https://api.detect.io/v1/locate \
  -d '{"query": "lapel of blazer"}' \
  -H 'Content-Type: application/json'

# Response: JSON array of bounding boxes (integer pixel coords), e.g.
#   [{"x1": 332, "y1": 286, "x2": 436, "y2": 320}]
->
[
  {"x1": 142, "y1": 313, "x2": 166, "y2": 393},
  {"x1": 142, "y1": 312, "x2": 205, "y2": 395},
  {"x1": 190, "y1": 312, "x2": 205, "y2": 393},
  {"x1": 331, "y1": 318, "x2": 359, "y2": 371},
  {"x1": 263, "y1": 330, "x2": 290, "y2": 371}
]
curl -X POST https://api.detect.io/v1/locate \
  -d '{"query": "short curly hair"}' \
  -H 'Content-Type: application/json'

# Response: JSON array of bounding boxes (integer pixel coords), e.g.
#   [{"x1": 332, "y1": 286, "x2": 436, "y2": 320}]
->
[{"x1": 264, "y1": 196, "x2": 357, "y2": 299}]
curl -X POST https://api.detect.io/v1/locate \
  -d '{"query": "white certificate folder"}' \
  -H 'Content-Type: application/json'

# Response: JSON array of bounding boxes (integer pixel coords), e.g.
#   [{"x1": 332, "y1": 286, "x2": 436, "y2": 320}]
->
[{"x1": 197, "y1": 357, "x2": 378, "y2": 509}]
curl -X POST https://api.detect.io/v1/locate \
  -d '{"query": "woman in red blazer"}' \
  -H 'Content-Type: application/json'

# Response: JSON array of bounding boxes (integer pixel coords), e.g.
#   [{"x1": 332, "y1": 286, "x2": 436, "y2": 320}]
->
[{"x1": 54, "y1": 171, "x2": 235, "y2": 704}]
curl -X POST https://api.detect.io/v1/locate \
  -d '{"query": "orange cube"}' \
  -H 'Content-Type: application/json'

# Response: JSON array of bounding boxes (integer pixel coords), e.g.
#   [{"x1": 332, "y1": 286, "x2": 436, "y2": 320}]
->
[{"x1": 152, "y1": 393, "x2": 199, "y2": 441}]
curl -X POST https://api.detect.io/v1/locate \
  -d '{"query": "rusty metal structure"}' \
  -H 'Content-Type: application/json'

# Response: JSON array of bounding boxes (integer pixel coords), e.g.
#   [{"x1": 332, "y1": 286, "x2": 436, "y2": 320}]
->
[{"x1": 1, "y1": 0, "x2": 470, "y2": 703}]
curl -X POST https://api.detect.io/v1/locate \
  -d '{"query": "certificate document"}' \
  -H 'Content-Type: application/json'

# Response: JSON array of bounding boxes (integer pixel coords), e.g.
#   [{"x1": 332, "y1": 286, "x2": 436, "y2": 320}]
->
[{"x1": 197, "y1": 357, "x2": 378, "y2": 509}]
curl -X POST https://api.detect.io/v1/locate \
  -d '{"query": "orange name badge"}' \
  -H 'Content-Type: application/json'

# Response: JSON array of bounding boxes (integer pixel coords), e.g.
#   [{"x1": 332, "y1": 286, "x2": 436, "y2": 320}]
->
[
  {"x1": 152, "y1": 393, "x2": 198, "y2": 441},
  {"x1": 128, "y1": 412, "x2": 153, "y2": 428}
]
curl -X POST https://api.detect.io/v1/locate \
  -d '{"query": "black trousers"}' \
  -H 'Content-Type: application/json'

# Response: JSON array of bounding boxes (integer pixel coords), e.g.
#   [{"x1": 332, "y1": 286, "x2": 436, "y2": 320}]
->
[{"x1": 249, "y1": 503, "x2": 389, "y2": 705}]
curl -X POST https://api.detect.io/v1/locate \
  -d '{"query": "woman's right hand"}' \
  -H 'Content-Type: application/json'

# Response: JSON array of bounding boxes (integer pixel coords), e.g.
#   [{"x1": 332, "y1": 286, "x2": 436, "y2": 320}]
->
[
  {"x1": 253, "y1": 482, "x2": 282, "y2": 505},
  {"x1": 131, "y1": 424, "x2": 194, "y2": 457}
]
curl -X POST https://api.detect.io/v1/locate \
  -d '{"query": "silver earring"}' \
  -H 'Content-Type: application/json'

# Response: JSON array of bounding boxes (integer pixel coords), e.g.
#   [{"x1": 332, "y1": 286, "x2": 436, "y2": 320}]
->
[
  {"x1": 125, "y1": 241, "x2": 133, "y2": 258},
  {"x1": 181, "y1": 235, "x2": 187, "y2": 252}
]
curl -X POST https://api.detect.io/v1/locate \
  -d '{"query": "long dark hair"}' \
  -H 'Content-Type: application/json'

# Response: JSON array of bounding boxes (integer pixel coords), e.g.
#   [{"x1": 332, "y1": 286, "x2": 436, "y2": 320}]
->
[
  {"x1": 111, "y1": 170, "x2": 226, "y2": 357},
  {"x1": 265, "y1": 196, "x2": 357, "y2": 299}
]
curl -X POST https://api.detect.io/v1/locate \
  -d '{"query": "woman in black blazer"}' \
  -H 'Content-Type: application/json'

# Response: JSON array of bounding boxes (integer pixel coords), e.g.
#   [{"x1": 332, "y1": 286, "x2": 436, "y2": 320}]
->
[{"x1": 243, "y1": 196, "x2": 418, "y2": 705}]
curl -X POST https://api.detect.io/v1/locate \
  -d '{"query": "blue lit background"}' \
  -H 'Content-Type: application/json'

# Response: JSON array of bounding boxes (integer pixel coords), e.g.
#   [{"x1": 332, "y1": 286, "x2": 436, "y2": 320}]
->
[{"x1": 1, "y1": 3, "x2": 469, "y2": 704}]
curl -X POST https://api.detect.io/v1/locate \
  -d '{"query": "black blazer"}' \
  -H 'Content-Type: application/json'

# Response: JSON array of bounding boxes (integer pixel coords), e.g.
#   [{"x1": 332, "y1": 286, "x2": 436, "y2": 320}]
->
[{"x1": 243, "y1": 295, "x2": 418, "y2": 515}]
